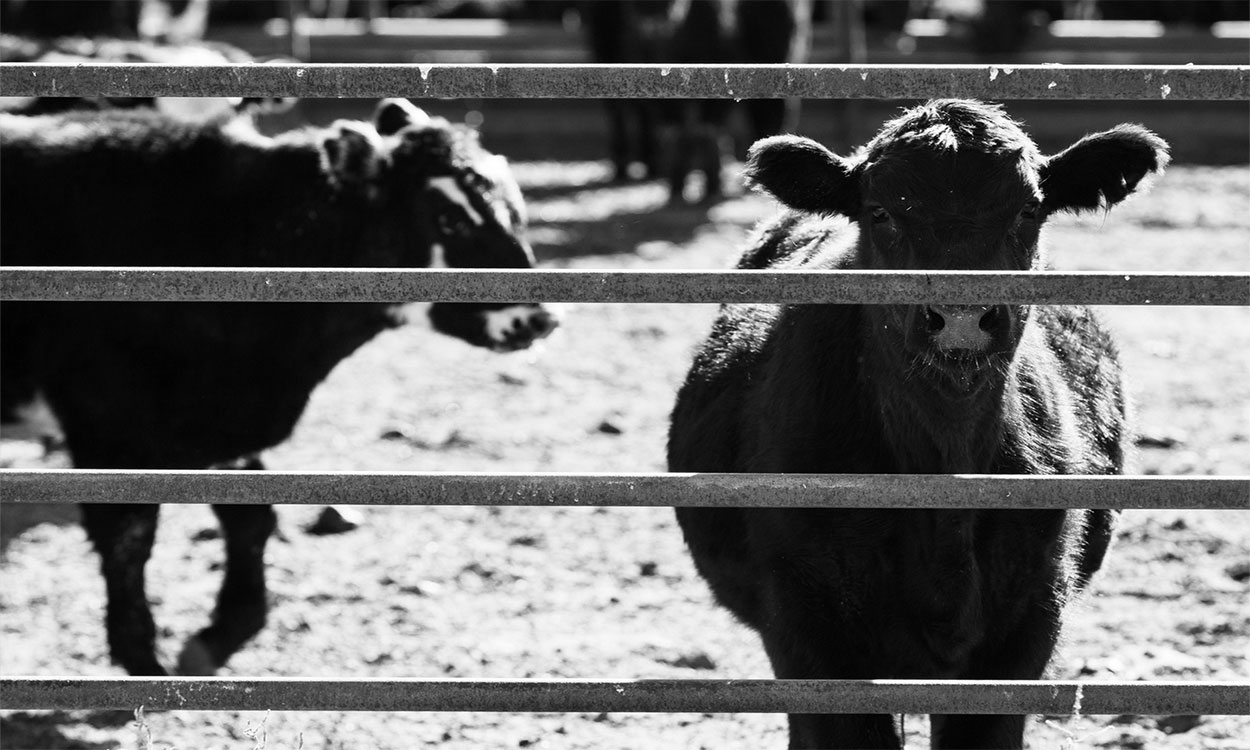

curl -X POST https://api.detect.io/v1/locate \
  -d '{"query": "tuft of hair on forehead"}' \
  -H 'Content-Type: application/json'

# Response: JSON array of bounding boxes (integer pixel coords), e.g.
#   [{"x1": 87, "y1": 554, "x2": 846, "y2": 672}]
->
[
  {"x1": 392, "y1": 117, "x2": 493, "y2": 177},
  {"x1": 866, "y1": 99, "x2": 1039, "y2": 161}
]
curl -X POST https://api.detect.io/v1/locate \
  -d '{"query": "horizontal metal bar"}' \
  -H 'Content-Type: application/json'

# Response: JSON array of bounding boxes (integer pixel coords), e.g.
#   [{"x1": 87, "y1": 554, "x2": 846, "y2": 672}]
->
[
  {"x1": 1, "y1": 677, "x2": 1245, "y2": 715},
  {"x1": 2, "y1": 471, "x2": 1245, "y2": 510},
  {"x1": 2, "y1": 268, "x2": 1246, "y2": 305},
  {"x1": 1, "y1": 63, "x2": 1245, "y2": 100}
]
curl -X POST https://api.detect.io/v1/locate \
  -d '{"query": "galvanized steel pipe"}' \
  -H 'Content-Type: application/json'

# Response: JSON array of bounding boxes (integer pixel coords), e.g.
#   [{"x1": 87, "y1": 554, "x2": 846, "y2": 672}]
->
[
  {"x1": 2, "y1": 471, "x2": 1246, "y2": 510},
  {"x1": 2, "y1": 677, "x2": 1246, "y2": 715},
  {"x1": 1, "y1": 63, "x2": 1246, "y2": 100},
  {"x1": 2, "y1": 268, "x2": 1247, "y2": 305}
]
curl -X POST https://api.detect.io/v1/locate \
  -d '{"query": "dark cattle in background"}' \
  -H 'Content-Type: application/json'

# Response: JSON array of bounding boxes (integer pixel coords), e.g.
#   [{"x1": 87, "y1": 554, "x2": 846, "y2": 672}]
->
[
  {"x1": 581, "y1": 0, "x2": 669, "y2": 183},
  {"x1": 582, "y1": 0, "x2": 812, "y2": 203},
  {"x1": 0, "y1": 99, "x2": 558, "y2": 675},
  {"x1": 668, "y1": 99, "x2": 1168, "y2": 748},
  {"x1": 0, "y1": 0, "x2": 212, "y2": 42}
]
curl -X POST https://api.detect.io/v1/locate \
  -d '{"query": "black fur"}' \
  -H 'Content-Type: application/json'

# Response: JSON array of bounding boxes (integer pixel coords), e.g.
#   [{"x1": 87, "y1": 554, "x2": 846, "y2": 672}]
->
[
  {"x1": 668, "y1": 100, "x2": 1167, "y2": 749},
  {"x1": 0, "y1": 99, "x2": 551, "y2": 675}
]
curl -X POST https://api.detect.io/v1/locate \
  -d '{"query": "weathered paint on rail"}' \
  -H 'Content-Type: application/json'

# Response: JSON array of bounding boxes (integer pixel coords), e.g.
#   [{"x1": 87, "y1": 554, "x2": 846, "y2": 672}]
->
[
  {"x1": 2, "y1": 269, "x2": 1247, "y2": 306},
  {"x1": 1, "y1": 677, "x2": 1246, "y2": 715},
  {"x1": 1, "y1": 63, "x2": 1246, "y2": 100},
  {"x1": 2, "y1": 471, "x2": 1246, "y2": 510}
]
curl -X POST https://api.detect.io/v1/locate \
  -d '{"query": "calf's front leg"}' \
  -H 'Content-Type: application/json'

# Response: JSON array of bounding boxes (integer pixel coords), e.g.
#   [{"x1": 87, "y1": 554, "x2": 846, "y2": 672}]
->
[
  {"x1": 81, "y1": 502, "x2": 166, "y2": 676},
  {"x1": 177, "y1": 502, "x2": 276, "y2": 674}
]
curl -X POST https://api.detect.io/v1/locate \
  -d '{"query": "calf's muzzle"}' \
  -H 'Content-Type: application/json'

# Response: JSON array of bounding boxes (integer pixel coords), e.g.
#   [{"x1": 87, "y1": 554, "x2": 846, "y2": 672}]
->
[{"x1": 925, "y1": 304, "x2": 1009, "y2": 353}]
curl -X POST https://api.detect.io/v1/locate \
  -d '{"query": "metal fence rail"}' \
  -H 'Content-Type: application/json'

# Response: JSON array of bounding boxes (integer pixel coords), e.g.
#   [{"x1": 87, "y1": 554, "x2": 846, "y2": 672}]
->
[
  {"x1": 3, "y1": 678, "x2": 1247, "y2": 715},
  {"x1": 3, "y1": 268, "x2": 1248, "y2": 305},
  {"x1": 1, "y1": 63, "x2": 1247, "y2": 100},
  {"x1": 2, "y1": 471, "x2": 1246, "y2": 510}
]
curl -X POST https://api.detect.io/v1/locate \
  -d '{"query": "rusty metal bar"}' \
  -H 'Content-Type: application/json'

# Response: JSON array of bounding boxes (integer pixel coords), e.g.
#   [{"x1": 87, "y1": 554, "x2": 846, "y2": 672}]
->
[
  {"x1": 2, "y1": 268, "x2": 1246, "y2": 306},
  {"x1": 2, "y1": 471, "x2": 1245, "y2": 510},
  {"x1": 1, "y1": 677, "x2": 1246, "y2": 715},
  {"x1": 1, "y1": 63, "x2": 1245, "y2": 100}
]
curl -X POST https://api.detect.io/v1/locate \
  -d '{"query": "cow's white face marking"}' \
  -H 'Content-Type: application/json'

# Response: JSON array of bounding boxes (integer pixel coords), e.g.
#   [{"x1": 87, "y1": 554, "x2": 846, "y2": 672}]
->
[
  {"x1": 477, "y1": 154, "x2": 528, "y2": 229},
  {"x1": 428, "y1": 242, "x2": 449, "y2": 269},
  {"x1": 491, "y1": 198, "x2": 514, "y2": 231},
  {"x1": 428, "y1": 176, "x2": 484, "y2": 226}
]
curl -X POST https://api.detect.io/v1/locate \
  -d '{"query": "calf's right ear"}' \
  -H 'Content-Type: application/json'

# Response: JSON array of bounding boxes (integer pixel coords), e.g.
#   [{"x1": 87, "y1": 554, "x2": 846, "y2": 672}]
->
[{"x1": 743, "y1": 135, "x2": 859, "y2": 216}]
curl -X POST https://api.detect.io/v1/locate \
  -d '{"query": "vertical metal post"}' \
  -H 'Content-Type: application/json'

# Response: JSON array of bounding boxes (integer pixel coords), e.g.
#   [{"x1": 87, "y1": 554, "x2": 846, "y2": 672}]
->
[{"x1": 286, "y1": 0, "x2": 311, "y2": 62}]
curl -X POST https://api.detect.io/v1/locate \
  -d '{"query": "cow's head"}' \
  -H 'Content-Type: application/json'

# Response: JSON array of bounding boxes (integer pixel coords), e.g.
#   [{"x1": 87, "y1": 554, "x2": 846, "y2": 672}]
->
[
  {"x1": 320, "y1": 98, "x2": 558, "y2": 351},
  {"x1": 744, "y1": 99, "x2": 1168, "y2": 393}
]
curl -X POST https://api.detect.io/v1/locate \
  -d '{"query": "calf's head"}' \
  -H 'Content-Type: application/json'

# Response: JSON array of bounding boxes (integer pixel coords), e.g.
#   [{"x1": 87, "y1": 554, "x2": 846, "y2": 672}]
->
[
  {"x1": 744, "y1": 99, "x2": 1168, "y2": 391},
  {"x1": 320, "y1": 98, "x2": 558, "y2": 351}
]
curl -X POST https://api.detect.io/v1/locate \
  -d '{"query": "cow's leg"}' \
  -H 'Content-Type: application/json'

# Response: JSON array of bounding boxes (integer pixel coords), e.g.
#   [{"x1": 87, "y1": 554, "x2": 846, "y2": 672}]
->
[
  {"x1": 763, "y1": 637, "x2": 901, "y2": 749},
  {"x1": 931, "y1": 713, "x2": 1026, "y2": 750},
  {"x1": 80, "y1": 503, "x2": 166, "y2": 676},
  {"x1": 637, "y1": 100, "x2": 660, "y2": 178},
  {"x1": 785, "y1": 713, "x2": 899, "y2": 750},
  {"x1": 604, "y1": 99, "x2": 631, "y2": 182},
  {"x1": 697, "y1": 100, "x2": 733, "y2": 201},
  {"x1": 931, "y1": 600, "x2": 1060, "y2": 749},
  {"x1": 177, "y1": 502, "x2": 276, "y2": 674},
  {"x1": 697, "y1": 125, "x2": 725, "y2": 202}
]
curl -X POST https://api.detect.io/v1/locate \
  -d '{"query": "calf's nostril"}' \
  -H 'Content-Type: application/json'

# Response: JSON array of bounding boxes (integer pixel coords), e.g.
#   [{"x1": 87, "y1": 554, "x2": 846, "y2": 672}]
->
[
  {"x1": 979, "y1": 306, "x2": 1001, "y2": 332},
  {"x1": 926, "y1": 307, "x2": 946, "y2": 333}
]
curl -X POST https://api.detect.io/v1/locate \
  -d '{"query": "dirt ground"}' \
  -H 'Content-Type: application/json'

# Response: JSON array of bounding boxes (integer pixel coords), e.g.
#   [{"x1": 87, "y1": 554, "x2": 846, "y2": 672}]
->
[{"x1": 1, "y1": 155, "x2": 1247, "y2": 749}]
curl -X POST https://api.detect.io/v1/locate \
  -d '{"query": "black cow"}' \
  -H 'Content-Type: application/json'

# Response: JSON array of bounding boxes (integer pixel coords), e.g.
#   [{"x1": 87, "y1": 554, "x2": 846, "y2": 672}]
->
[
  {"x1": 583, "y1": 0, "x2": 812, "y2": 203},
  {"x1": 668, "y1": 99, "x2": 1168, "y2": 748},
  {"x1": 0, "y1": 98, "x2": 558, "y2": 675}
]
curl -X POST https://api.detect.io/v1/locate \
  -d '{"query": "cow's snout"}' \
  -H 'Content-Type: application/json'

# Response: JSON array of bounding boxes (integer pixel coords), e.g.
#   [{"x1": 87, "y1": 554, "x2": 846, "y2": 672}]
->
[
  {"x1": 925, "y1": 304, "x2": 1006, "y2": 352},
  {"x1": 485, "y1": 303, "x2": 561, "y2": 351},
  {"x1": 520, "y1": 305, "x2": 561, "y2": 342}
]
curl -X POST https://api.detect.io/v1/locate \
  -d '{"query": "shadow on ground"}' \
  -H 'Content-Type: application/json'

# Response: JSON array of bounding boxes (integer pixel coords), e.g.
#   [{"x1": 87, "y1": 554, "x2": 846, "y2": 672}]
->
[{"x1": 1, "y1": 711, "x2": 133, "y2": 750}]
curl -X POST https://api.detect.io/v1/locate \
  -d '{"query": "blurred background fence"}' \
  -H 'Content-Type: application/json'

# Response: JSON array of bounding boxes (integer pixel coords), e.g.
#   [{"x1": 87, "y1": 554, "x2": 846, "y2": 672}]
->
[{"x1": 3, "y1": 0, "x2": 1248, "y2": 162}]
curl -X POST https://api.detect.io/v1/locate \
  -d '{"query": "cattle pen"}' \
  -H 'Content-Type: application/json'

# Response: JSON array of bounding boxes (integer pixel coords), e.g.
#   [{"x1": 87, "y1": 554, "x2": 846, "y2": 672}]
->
[{"x1": 1, "y1": 58, "x2": 1248, "y2": 743}]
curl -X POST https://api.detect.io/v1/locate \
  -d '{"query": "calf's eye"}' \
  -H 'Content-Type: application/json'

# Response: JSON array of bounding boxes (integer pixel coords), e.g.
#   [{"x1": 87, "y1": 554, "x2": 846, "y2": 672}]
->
[
  {"x1": 1020, "y1": 200, "x2": 1041, "y2": 220},
  {"x1": 869, "y1": 205, "x2": 891, "y2": 224}
]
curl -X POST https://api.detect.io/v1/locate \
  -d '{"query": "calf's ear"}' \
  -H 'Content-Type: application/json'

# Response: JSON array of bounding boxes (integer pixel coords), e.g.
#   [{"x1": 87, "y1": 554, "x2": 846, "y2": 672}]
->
[
  {"x1": 374, "y1": 98, "x2": 431, "y2": 136},
  {"x1": 322, "y1": 121, "x2": 383, "y2": 188},
  {"x1": 1041, "y1": 125, "x2": 1170, "y2": 214},
  {"x1": 743, "y1": 135, "x2": 859, "y2": 216}
]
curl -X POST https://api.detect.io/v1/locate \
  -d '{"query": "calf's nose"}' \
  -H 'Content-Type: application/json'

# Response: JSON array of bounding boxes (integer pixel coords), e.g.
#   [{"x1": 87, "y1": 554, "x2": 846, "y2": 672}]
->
[{"x1": 925, "y1": 304, "x2": 1003, "y2": 352}]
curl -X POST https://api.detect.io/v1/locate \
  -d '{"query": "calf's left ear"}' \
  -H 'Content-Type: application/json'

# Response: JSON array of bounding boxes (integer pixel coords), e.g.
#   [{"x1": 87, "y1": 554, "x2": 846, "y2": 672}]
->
[
  {"x1": 1041, "y1": 125, "x2": 1170, "y2": 214},
  {"x1": 743, "y1": 135, "x2": 860, "y2": 216}
]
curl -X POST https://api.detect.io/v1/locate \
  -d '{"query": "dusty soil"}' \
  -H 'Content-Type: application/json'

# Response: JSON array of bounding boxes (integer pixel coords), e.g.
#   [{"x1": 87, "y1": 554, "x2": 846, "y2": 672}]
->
[{"x1": 1, "y1": 158, "x2": 1247, "y2": 750}]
